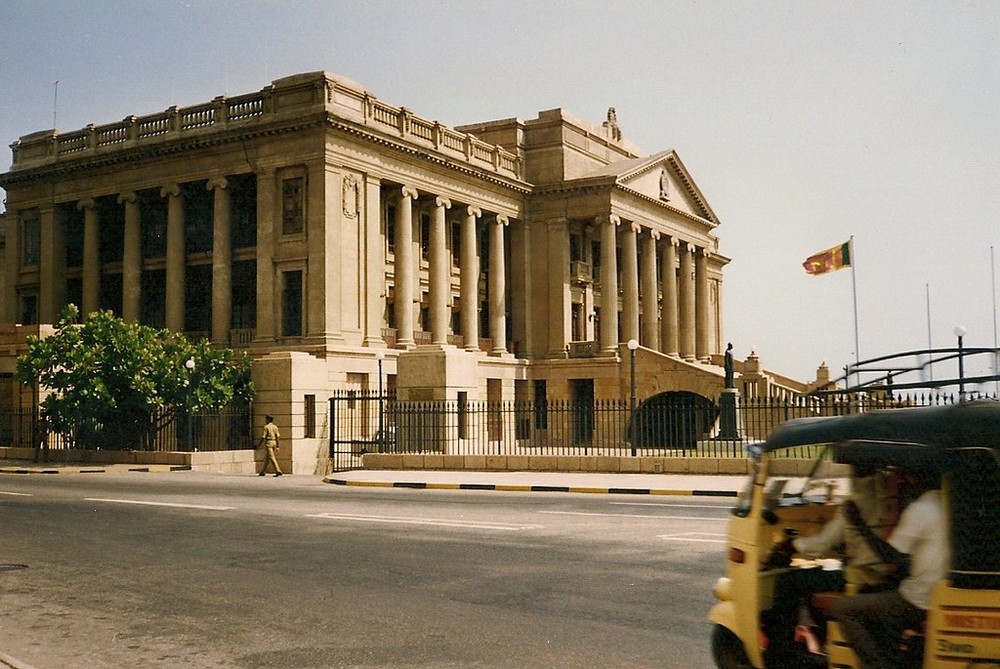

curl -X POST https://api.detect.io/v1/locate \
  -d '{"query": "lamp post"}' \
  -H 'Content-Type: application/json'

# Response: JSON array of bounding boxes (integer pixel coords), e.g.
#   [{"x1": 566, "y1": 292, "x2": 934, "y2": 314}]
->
[
  {"x1": 627, "y1": 339, "x2": 639, "y2": 456},
  {"x1": 954, "y1": 325, "x2": 966, "y2": 402},
  {"x1": 375, "y1": 350, "x2": 385, "y2": 452},
  {"x1": 185, "y1": 357, "x2": 195, "y2": 451}
]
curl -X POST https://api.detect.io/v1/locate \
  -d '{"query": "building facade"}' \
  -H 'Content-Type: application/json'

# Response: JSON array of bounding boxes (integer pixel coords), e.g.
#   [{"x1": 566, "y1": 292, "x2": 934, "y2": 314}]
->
[{"x1": 1, "y1": 72, "x2": 744, "y2": 471}]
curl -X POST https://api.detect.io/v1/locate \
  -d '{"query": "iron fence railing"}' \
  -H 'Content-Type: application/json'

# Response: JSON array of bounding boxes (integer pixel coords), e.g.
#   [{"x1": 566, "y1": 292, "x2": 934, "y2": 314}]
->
[
  {"x1": 0, "y1": 404, "x2": 252, "y2": 452},
  {"x1": 328, "y1": 390, "x2": 988, "y2": 469}
]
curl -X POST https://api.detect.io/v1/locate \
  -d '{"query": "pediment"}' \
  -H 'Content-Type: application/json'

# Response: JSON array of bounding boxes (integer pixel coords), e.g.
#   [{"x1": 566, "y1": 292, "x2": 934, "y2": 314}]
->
[{"x1": 586, "y1": 150, "x2": 719, "y2": 224}]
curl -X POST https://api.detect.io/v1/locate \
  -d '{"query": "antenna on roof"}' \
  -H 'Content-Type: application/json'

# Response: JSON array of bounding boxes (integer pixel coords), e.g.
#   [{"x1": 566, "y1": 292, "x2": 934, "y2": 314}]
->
[{"x1": 53, "y1": 79, "x2": 61, "y2": 130}]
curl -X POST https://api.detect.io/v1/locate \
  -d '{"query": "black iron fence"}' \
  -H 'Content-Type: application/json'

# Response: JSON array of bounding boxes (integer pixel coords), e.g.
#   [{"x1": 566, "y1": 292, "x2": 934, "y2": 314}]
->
[
  {"x1": 0, "y1": 404, "x2": 252, "y2": 453},
  {"x1": 329, "y1": 390, "x2": 992, "y2": 471}
]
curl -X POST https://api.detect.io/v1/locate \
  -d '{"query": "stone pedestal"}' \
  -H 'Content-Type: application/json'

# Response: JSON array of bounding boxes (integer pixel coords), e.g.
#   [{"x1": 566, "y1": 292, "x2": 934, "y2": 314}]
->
[{"x1": 717, "y1": 388, "x2": 741, "y2": 440}]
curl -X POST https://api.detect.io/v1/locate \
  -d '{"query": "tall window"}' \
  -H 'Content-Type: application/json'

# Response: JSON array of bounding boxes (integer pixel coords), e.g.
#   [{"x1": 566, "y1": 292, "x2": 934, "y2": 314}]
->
[
  {"x1": 20, "y1": 215, "x2": 40, "y2": 267},
  {"x1": 419, "y1": 213, "x2": 430, "y2": 260},
  {"x1": 230, "y1": 173, "x2": 257, "y2": 249},
  {"x1": 231, "y1": 260, "x2": 257, "y2": 329},
  {"x1": 282, "y1": 177, "x2": 304, "y2": 235},
  {"x1": 18, "y1": 291, "x2": 38, "y2": 325},
  {"x1": 385, "y1": 204, "x2": 396, "y2": 254},
  {"x1": 140, "y1": 189, "x2": 168, "y2": 259},
  {"x1": 304, "y1": 394, "x2": 317, "y2": 439},
  {"x1": 281, "y1": 270, "x2": 303, "y2": 337}
]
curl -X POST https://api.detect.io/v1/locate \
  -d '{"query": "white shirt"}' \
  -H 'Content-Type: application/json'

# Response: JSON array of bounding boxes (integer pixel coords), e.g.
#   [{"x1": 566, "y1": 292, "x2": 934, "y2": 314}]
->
[{"x1": 890, "y1": 489, "x2": 950, "y2": 610}]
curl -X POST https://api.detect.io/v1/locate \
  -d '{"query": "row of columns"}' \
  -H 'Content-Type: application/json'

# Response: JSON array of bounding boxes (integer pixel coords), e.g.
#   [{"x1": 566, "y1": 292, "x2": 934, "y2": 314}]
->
[
  {"x1": 67, "y1": 179, "x2": 233, "y2": 343},
  {"x1": 394, "y1": 187, "x2": 509, "y2": 354},
  {"x1": 596, "y1": 214, "x2": 714, "y2": 362}
]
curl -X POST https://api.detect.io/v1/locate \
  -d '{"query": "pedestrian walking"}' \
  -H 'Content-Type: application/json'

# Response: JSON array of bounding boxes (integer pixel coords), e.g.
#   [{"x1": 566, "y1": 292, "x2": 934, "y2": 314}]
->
[
  {"x1": 257, "y1": 414, "x2": 283, "y2": 476},
  {"x1": 33, "y1": 412, "x2": 50, "y2": 464}
]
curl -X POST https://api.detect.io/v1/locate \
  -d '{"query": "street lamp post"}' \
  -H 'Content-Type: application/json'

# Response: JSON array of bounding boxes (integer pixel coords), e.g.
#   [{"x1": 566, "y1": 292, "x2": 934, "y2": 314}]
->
[
  {"x1": 185, "y1": 357, "x2": 195, "y2": 451},
  {"x1": 954, "y1": 326, "x2": 967, "y2": 402},
  {"x1": 627, "y1": 339, "x2": 639, "y2": 456},
  {"x1": 375, "y1": 350, "x2": 385, "y2": 452}
]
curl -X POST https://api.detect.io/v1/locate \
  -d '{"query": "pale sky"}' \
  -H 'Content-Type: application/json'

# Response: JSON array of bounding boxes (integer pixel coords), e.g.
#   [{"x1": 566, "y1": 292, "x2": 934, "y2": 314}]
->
[{"x1": 2, "y1": 0, "x2": 998, "y2": 390}]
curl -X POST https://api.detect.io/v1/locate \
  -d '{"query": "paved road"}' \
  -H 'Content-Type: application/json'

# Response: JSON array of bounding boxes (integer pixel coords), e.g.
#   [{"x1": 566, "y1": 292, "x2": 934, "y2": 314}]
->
[{"x1": 1, "y1": 471, "x2": 734, "y2": 668}]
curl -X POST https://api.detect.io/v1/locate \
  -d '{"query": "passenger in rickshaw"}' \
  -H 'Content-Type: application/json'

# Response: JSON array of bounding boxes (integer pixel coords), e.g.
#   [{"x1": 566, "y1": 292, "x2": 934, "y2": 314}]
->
[
  {"x1": 765, "y1": 465, "x2": 890, "y2": 662},
  {"x1": 832, "y1": 466, "x2": 950, "y2": 669}
]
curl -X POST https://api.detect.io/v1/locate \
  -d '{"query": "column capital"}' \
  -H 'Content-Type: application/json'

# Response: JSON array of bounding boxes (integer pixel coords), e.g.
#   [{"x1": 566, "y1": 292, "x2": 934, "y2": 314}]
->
[
  {"x1": 161, "y1": 183, "x2": 182, "y2": 199},
  {"x1": 648, "y1": 229, "x2": 661, "y2": 241},
  {"x1": 434, "y1": 196, "x2": 452, "y2": 209},
  {"x1": 494, "y1": 214, "x2": 509, "y2": 227},
  {"x1": 595, "y1": 213, "x2": 620, "y2": 227},
  {"x1": 465, "y1": 205, "x2": 482, "y2": 219},
  {"x1": 206, "y1": 176, "x2": 229, "y2": 191},
  {"x1": 77, "y1": 197, "x2": 96, "y2": 211},
  {"x1": 400, "y1": 185, "x2": 419, "y2": 200},
  {"x1": 629, "y1": 221, "x2": 642, "y2": 234},
  {"x1": 117, "y1": 191, "x2": 137, "y2": 205}
]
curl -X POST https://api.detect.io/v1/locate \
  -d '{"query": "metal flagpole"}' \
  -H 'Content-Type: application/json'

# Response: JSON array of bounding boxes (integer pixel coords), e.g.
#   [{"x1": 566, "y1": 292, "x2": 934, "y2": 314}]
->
[
  {"x1": 992, "y1": 245, "x2": 998, "y2": 396},
  {"x1": 926, "y1": 283, "x2": 933, "y2": 383},
  {"x1": 850, "y1": 236, "x2": 861, "y2": 389}
]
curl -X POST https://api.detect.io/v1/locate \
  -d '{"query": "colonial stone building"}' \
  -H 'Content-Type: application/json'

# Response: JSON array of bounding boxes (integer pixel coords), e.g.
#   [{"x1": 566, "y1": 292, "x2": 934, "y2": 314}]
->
[{"x1": 1, "y1": 71, "x2": 791, "y2": 471}]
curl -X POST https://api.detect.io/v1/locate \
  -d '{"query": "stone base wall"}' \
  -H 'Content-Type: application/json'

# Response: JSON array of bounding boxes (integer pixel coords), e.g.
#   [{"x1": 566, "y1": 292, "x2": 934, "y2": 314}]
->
[{"x1": 362, "y1": 452, "x2": 752, "y2": 475}]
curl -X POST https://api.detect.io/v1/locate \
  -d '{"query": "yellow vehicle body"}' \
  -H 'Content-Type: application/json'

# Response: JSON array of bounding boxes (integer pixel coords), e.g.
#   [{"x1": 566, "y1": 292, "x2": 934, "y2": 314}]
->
[{"x1": 709, "y1": 401, "x2": 1000, "y2": 669}]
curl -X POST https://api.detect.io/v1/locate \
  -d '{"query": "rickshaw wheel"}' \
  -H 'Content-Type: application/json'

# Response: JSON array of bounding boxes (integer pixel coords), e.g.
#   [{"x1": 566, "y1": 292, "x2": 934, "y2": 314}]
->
[{"x1": 711, "y1": 625, "x2": 754, "y2": 669}]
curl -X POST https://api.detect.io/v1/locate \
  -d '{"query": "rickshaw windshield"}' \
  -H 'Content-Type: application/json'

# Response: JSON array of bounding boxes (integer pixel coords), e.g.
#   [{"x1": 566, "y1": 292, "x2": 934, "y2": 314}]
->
[{"x1": 763, "y1": 444, "x2": 852, "y2": 509}]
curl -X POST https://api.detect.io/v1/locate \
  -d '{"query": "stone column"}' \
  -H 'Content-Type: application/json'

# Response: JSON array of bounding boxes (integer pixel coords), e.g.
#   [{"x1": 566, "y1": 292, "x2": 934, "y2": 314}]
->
[
  {"x1": 460, "y1": 206, "x2": 481, "y2": 351},
  {"x1": 394, "y1": 186, "x2": 418, "y2": 348},
  {"x1": 640, "y1": 229, "x2": 659, "y2": 349},
  {"x1": 79, "y1": 198, "x2": 100, "y2": 317},
  {"x1": 598, "y1": 214, "x2": 620, "y2": 352},
  {"x1": 660, "y1": 238, "x2": 679, "y2": 357},
  {"x1": 429, "y1": 195, "x2": 451, "y2": 345},
  {"x1": 1, "y1": 211, "x2": 17, "y2": 322},
  {"x1": 679, "y1": 242, "x2": 696, "y2": 361},
  {"x1": 120, "y1": 191, "x2": 141, "y2": 322},
  {"x1": 621, "y1": 221, "x2": 639, "y2": 344},
  {"x1": 695, "y1": 247, "x2": 710, "y2": 362},
  {"x1": 363, "y1": 177, "x2": 385, "y2": 347},
  {"x1": 255, "y1": 169, "x2": 276, "y2": 343},
  {"x1": 208, "y1": 178, "x2": 231, "y2": 345},
  {"x1": 163, "y1": 184, "x2": 185, "y2": 333},
  {"x1": 38, "y1": 205, "x2": 63, "y2": 324},
  {"x1": 489, "y1": 214, "x2": 508, "y2": 355},
  {"x1": 546, "y1": 217, "x2": 570, "y2": 356}
]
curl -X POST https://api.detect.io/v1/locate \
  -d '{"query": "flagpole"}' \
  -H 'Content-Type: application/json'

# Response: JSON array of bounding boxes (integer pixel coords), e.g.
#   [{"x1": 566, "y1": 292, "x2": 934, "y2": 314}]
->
[
  {"x1": 850, "y1": 236, "x2": 860, "y2": 390},
  {"x1": 992, "y1": 245, "x2": 998, "y2": 397},
  {"x1": 926, "y1": 283, "x2": 933, "y2": 383}
]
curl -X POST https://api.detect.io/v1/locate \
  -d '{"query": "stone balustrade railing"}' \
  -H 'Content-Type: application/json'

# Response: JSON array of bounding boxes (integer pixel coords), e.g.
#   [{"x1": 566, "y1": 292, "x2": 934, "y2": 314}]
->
[{"x1": 9, "y1": 72, "x2": 521, "y2": 180}]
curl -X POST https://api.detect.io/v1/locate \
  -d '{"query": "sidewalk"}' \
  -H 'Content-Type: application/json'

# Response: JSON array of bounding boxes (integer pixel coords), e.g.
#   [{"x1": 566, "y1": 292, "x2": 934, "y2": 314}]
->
[{"x1": 0, "y1": 458, "x2": 745, "y2": 497}]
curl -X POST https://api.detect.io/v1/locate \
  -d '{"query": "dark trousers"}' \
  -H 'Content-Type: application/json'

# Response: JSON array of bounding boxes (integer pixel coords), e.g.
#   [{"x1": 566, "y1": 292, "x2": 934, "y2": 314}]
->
[{"x1": 831, "y1": 589, "x2": 924, "y2": 669}]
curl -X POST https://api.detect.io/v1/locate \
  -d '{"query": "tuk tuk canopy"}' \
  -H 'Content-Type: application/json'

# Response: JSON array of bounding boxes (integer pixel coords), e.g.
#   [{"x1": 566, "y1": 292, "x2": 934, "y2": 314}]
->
[{"x1": 763, "y1": 400, "x2": 1000, "y2": 590}]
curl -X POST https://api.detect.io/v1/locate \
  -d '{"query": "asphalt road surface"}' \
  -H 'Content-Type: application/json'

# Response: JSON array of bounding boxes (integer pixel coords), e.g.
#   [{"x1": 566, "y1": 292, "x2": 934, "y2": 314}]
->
[{"x1": 0, "y1": 472, "x2": 733, "y2": 669}]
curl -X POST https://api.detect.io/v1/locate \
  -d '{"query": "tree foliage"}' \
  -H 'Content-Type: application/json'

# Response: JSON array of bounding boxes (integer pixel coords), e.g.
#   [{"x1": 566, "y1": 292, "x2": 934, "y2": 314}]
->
[{"x1": 15, "y1": 305, "x2": 254, "y2": 449}]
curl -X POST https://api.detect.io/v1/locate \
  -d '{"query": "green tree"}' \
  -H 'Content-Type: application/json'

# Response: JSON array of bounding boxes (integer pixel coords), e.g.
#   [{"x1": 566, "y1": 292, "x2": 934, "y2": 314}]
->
[{"x1": 15, "y1": 305, "x2": 253, "y2": 450}]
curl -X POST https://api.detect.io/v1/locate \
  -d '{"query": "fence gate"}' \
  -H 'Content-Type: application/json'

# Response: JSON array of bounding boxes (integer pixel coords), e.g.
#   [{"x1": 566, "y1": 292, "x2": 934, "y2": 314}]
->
[{"x1": 329, "y1": 393, "x2": 388, "y2": 472}]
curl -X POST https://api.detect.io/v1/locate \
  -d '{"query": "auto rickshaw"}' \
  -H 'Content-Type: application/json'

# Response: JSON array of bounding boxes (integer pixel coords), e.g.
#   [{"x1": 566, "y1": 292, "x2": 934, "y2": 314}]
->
[{"x1": 709, "y1": 400, "x2": 1000, "y2": 668}]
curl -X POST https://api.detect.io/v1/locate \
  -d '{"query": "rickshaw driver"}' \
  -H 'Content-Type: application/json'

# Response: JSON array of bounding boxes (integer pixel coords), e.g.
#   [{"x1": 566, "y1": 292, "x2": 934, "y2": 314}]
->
[
  {"x1": 765, "y1": 467, "x2": 888, "y2": 660},
  {"x1": 832, "y1": 468, "x2": 950, "y2": 669}
]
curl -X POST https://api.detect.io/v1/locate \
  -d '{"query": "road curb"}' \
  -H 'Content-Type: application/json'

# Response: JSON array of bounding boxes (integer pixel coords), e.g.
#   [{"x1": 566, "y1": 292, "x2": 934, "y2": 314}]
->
[
  {"x1": 0, "y1": 651, "x2": 38, "y2": 669},
  {"x1": 324, "y1": 478, "x2": 738, "y2": 497},
  {"x1": 0, "y1": 465, "x2": 191, "y2": 475}
]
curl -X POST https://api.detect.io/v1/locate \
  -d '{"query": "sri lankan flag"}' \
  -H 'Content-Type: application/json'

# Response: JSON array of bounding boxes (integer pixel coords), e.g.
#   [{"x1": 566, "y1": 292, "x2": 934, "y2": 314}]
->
[{"x1": 803, "y1": 241, "x2": 851, "y2": 276}]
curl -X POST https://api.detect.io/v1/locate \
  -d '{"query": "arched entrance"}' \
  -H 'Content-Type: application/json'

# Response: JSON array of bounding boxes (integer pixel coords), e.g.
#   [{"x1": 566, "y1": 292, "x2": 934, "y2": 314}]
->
[{"x1": 629, "y1": 391, "x2": 718, "y2": 450}]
